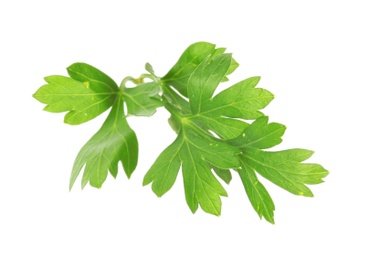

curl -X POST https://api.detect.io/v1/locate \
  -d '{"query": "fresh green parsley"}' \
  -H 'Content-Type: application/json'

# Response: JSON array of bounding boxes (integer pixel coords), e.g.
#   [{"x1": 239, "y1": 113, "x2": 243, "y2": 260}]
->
[{"x1": 33, "y1": 42, "x2": 329, "y2": 223}]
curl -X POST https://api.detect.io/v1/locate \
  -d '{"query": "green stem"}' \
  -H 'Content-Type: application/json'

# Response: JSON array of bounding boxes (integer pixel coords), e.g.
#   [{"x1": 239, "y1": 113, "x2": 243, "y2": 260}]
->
[
  {"x1": 162, "y1": 84, "x2": 190, "y2": 113},
  {"x1": 164, "y1": 101, "x2": 182, "y2": 119},
  {"x1": 140, "y1": 73, "x2": 157, "y2": 81},
  {"x1": 119, "y1": 76, "x2": 136, "y2": 91}
]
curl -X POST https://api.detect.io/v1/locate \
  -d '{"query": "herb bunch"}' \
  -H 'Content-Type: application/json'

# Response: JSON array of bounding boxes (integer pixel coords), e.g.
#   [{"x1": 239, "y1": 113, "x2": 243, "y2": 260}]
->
[{"x1": 33, "y1": 42, "x2": 328, "y2": 223}]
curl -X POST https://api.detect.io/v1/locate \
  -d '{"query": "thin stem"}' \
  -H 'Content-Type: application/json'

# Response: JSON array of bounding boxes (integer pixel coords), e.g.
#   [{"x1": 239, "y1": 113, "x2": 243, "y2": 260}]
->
[
  {"x1": 164, "y1": 100, "x2": 182, "y2": 119},
  {"x1": 162, "y1": 84, "x2": 190, "y2": 113},
  {"x1": 119, "y1": 76, "x2": 136, "y2": 91},
  {"x1": 140, "y1": 73, "x2": 157, "y2": 81}
]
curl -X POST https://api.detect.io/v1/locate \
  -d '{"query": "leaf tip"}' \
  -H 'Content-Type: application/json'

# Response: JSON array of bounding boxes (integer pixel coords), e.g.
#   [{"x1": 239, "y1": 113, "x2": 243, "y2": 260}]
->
[
  {"x1": 66, "y1": 62, "x2": 81, "y2": 71},
  {"x1": 305, "y1": 149, "x2": 315, "y2": 159},
  {"x1": 43, "y1": 76, "x2": 50, "y2": 82},
  {"x1": 63, "y1": 117, "x2": 76, "y2": 125},
  {"x1": 189, "y1": 204, "x2": 198, "y2": 214},
  {"x1": 300, "y1": 190, "x2": 314, "y2": 197},
  {"x1": 142, "y1": 179, "x2": 150, "y2": 186}
]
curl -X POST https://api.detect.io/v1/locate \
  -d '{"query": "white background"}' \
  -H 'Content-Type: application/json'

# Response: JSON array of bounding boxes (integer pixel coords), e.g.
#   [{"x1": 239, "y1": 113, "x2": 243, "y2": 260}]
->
[{"x1": 1, "y1": 0, "x2": 369, "y2": 259}]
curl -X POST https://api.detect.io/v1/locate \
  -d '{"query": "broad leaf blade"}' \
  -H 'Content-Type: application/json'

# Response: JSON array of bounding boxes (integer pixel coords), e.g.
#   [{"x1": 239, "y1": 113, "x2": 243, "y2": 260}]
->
[
  {"x1": 69, "y1": 96, "x2": 138, "y2": 190},
  {"x1": 144, "y1": 126, "x2": 238, "y2": 216},
  {"x1": 180, "y1": 142, "x2": 227, "y2": 216},
  {"x1": 230, "y1": 115, "x2": 327, "y2": 222},
  {"x1": 188, "y1": 54, "x2": 232, "y2": 114},
  {"x1": 67, "y1": 62, "x2": 118, "y2": 93},
  {"x1": 210, "y1": 47, "x2": 226, "y2": 59},
  {"x1": 143, "y1": 135, "x2": 183, "y2": 197},
  {"x1": 238, "y1": 161, "x2": 275, "y2": 223},
  {"x1": 162, "y1": 42, "x2": 216, "y2": 96},
  {"x1": 201, "y1": 76, "x2": 274, "y2": 120},
  {"x1": 33, "y1": 75, "x2": 117, "y2": 125},
  {"x1": 230, "y1": 116, "x2": 286, "y2": 149},
  {"x1": 154, "y1": 42, "x2": 328, "y2": 221},
  {"x1": 186, "y1": 76, "x2": 271, "y2": 144},
  {"x1": 242, "y1": 148, "x2": 329, "y2": 196},
  {"x1": 192, "y1": 115, "x2": 248, "y2": 139},
  {"x1": 184, "y1": 128, "x2": 240, "y2": 169}
]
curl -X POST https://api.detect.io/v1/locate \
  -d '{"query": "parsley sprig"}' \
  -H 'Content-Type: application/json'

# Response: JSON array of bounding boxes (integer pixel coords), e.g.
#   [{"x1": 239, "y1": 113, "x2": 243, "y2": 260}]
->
[{"x1": 33, "y1": 42, "x2": 328, "y2": 223}]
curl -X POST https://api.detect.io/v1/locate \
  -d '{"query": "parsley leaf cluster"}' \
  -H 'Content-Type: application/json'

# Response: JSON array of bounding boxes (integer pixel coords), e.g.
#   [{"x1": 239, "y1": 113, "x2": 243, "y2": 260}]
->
[{"x1": 34, "y1": 42, "x2": 328, "y2": 223}]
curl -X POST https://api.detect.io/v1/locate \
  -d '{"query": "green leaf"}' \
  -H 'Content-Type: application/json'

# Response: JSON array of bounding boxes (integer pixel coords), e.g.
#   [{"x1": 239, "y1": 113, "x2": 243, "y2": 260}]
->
[
  {"x1": 34, "y1": 41, "x2": 328, "y2": 223},
  {"x1": 201, "y1": 76, "x2": 274, "y2": 120},
  {"x1": 183, "y1": 127, "x2": 239, "y2": 169},
  {"x1": 144, "y1": 125, "x2": 239, "y2": 215},
  {"x1": 222, "y1": 57, "x2": 239, "y2": 82},
  {"x1": 227, "y1": 57, "x2": 239, "y2": 76},
  {"x1": 69, "y1": 96, "x2": 138, "y2": 190},
  {"x1": 168, "y1": 114, "x2": 182, "y2": 134},
  {"x1": 145, "y1": 51, "x2": 252, "y2": 215},
  {"x1": 162, "y1": 42, "x2": 217, "y2": 96},
  {"x1": 228, "y1": 117, "x2": 328, "y2": 221},
  {"x1": 143, "y1": 135, "x2": 183, "y2": 197},
  {"x1": 211, "y1": 47, "x2": 239, "y2": 82},
  {"x1": 188, "y1": 54, "x2": 232, "y2": 114},
  {"x1": 123, "y1": 82, "x2": 163, "y2": 116},
  {"x1": 238, "y1": 161, "x2": 275, "y2": 223},
  {"x1": 191, "y1": 115, "x2": 249, "y2": 140},
  {"x1": 146, "y1": 51, "x2": 276, "y2": 217},
  {"x1": 241, "y1": 148, "x2": 328, "y2": 196},
  {"x1": 153, "y1": 50, "x2": 327, "y2": 220},
  {"x1": 162, "y1": 42, "x2": 238, "y2": 97},
  {"x1": 230, "y1": 116, "x2": 286, "y2": 149},
  {"x1": 145, "y1": 125, "x2": 236, "y2": 215},
  {"x1": 187, "y1": 76, "x2": 273, "y2": 141},
  {"x1": 33, "y1": 63, "x2": 118, "y2": 125},
  {"x1": 180, "y1": 141, "x2": 227, "y2": 215},
  {"x1": 210, "y1": 47, "x2": 227, "y2": 58},
  {"x1": 67, "y1": 63, "x2": 118, "y2": 93}
]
